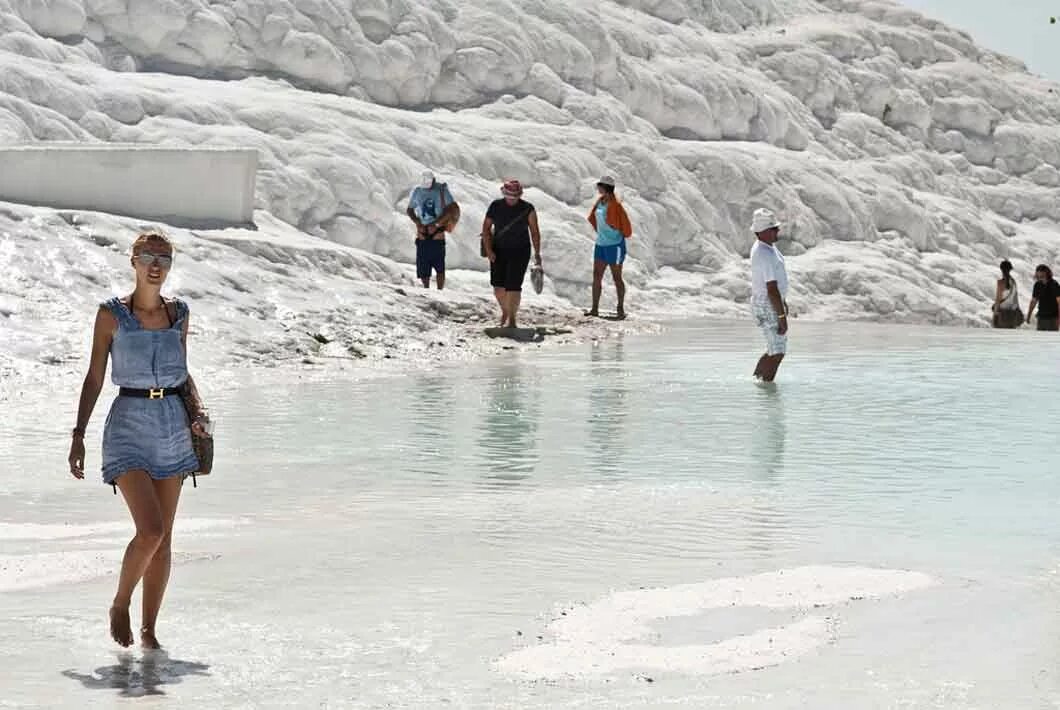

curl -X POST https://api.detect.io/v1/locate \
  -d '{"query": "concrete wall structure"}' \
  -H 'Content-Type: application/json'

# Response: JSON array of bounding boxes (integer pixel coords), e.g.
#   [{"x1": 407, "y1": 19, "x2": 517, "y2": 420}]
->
[{"x1": 0, "y1": 145, "x2": 258, "y2": 225}]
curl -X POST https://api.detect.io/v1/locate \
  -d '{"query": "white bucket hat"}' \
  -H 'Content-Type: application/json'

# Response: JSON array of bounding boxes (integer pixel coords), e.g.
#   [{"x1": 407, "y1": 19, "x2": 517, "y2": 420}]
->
[
  {"x1": 420, "y1": 170, "x2": 435, "y2": 188},
  {"x1": 750, "y1": 208, "x2": 780, "y2": 234},
  {"x1": 597, "y1": 175, "x2": 616, "y2": 187}
]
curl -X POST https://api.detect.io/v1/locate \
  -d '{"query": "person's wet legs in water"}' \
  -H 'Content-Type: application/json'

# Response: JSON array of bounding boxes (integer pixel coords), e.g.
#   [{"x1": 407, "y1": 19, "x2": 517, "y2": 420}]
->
[
  {"x1": 585, "y1": 176, "x2": 633, "y2": 320},
  {"x1": 68, "y1": 232, "x2": 211, "y2": 649},
  {"x1": 481, "y1": 180, "x2": 542, "y2": 328},
  {"x1": 748, "y1": 209, "x2": 790, "y2": 383}
]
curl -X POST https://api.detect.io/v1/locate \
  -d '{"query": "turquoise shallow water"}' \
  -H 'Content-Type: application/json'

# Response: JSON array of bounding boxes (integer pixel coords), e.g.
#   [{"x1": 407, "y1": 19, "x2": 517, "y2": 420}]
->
[{"x1": 1, "y1": 321, "x2": 1059, "y2": 708}]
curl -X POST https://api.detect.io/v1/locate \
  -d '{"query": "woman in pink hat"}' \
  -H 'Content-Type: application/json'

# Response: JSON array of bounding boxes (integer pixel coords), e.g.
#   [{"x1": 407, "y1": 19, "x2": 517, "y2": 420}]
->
[{"x1": 480, "y1": 180, "x2": 542, "y2": 328}]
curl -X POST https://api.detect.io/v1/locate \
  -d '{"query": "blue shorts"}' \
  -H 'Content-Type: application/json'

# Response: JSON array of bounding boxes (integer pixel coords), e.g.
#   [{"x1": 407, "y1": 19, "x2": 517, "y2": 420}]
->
[
  {"x1": 416, "y1": 238, "x2": 445, "y2": 279},
  {"x1": 594, "y1": 241, "x2": 626, "y2": 265}
]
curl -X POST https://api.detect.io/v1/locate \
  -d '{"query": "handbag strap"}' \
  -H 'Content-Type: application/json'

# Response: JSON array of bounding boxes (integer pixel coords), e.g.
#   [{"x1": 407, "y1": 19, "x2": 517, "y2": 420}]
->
[
  {"x1": 163, "y1": 298, "x2": 175, "y2": 327},
  {"x1": 492, "y1": 205, "x2": 533, "y2": 241}
]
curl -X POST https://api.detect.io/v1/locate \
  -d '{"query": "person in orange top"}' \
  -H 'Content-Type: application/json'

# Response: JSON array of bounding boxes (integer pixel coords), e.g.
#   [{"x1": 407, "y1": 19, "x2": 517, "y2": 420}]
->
[{"x1": 585, "y1": 176, "x2": 633, "y2": 320}]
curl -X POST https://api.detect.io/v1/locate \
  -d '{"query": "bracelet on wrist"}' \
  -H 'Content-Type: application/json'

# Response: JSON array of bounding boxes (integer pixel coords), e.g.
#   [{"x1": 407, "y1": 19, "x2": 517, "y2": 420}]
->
[{"x1": 72, "y1": 427, "x2": 86, "y2": 438}]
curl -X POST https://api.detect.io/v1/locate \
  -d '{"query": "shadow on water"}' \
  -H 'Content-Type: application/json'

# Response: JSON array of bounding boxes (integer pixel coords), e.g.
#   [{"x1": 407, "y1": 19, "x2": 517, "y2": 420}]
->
[
  {"x1": 476, "y1": 362, "x2": 540, "y2": 489},
  {"x1": 62, "y1": 650, "x2": 210, "y2": 698}
]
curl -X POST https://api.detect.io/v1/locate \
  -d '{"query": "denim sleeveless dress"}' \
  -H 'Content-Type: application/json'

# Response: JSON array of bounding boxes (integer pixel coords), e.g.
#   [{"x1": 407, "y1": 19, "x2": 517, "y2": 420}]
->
[{"x1": 101, "y1": 297, "x2": 199, "y2": 485}]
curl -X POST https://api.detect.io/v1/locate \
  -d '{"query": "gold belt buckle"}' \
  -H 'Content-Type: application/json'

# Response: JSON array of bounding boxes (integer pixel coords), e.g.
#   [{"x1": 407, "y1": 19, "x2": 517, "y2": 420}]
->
[{"x1": 149, "y1": 388, "x2": 165, "y2": 400}]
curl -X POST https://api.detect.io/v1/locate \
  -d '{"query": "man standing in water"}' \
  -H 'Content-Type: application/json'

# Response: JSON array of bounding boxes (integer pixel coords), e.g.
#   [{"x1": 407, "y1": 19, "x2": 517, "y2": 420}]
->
[
  {"x1": 407, "y1": 170, "x2": 459, "y2": 290},
  {"x1": 586, "y1": 176, "x2": 633, "y2": 320},
  {"x1": 1027, "y1": 264, "x2": 1060, "y2": 331},
  {"x1": 749, "y1": 208, "x2": 789, "y2": 382},
  {"x1": 482, "y1": 180, "x2": 542, "y2": 328}
]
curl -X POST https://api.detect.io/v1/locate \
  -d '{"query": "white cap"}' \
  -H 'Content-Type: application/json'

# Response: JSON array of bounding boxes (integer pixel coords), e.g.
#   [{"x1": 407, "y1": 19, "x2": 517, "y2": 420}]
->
[
  {"x1": 597, "y1": 175, "x2": 616, "y2": 187},
  {"x1": 750, "y1": 208, "x2": 780, "y2": 234},
  {"x1": 420, "y1": 170, "x2": 435, "y2": 188}
]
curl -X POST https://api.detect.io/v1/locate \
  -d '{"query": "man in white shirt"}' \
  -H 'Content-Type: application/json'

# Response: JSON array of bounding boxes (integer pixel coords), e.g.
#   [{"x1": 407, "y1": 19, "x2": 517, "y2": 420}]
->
[{"x1": 749, "y1": 208, "x2": 789, "y2": 382}]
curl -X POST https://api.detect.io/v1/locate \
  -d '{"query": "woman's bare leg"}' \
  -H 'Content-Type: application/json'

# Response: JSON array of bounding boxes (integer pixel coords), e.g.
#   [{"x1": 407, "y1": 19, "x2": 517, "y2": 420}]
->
[
  {"x1": 508, "y1": 291, "x2": 523, "y2": 329},
  {"x1": 494, "y1": 287, "x2": 509, "y2": 326},
  {"x1": 610, "y1": 264, "x2": 626, "y2": 318},
  {"x1": 111, "y1": 471, "x2": 165, "y2": 647},
  {"x1": 588, "y1": 260, "x2": 606, "y2": 316},
  {"x1": 140, "y1": 476, "x2": 184, "y2": 649}
]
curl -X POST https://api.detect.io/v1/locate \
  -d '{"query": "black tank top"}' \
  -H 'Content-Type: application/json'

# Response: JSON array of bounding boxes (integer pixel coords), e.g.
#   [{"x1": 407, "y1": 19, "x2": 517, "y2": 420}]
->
[{"x1": 487, "y1": 199, "x2": 534, "y2": 250}]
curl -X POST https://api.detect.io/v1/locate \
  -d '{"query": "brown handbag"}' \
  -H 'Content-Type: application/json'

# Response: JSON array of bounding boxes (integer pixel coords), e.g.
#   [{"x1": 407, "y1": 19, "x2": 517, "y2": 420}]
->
[
  {"x1": 164, "y1": 298, "x2": 214, "y2": 484},
  {"x1": 180, "y1": 385, "x2": 213, "y2": 484}
]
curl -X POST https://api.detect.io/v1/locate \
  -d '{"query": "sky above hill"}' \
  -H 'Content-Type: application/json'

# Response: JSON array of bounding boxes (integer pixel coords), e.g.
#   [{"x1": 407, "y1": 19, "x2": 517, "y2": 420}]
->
[{"x1": 901, "y1": 0, "x2": 1060, "y2": 81}]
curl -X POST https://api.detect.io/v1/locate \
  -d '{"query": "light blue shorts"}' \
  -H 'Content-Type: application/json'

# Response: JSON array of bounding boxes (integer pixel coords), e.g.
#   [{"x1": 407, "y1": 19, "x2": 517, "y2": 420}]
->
[{"x1": 752, "y1": 300, "x2": 788, "y2": 356}]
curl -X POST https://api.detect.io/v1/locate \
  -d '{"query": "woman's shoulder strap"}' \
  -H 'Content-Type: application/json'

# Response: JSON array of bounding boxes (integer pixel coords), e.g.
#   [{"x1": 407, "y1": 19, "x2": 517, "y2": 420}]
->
[
  {"x1": 164, "y1": 297, "x2": 190, "y2": 323},
  {"x1": 101, "y1": 296, "x2": 134, "y2": 328}
]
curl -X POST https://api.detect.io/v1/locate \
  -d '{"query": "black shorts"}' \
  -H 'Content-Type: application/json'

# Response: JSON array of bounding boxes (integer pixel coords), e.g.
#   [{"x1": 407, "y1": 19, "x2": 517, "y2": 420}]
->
[
  {"x1": 416, "y1": 239, "x2": 445, "y2": 279},
  {"x1": 490, "y1": 246, "x2": 531, "y2": 292},
  {"x1": 1038, "y1": 316, "x2": 1059, "y2": 331}
]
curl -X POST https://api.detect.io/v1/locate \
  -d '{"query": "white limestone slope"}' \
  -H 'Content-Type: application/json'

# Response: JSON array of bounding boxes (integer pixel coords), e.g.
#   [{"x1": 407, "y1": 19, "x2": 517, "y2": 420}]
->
[{"x1": 1, "y1": 0, "x2": 1060, "y2": 376}]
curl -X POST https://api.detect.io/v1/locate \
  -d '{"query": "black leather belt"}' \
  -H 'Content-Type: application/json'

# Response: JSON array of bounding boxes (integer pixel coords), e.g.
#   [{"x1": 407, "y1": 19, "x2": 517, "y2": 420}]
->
[{"x1": 119, "y1": 387, "x2": 182, "y2": 399}]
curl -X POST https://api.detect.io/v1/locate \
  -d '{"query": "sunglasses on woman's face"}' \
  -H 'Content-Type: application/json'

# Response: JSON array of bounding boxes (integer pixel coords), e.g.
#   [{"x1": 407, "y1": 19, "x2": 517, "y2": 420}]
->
[{"x1": 135, "y1": 252, "x2": 173, "y2": 269}]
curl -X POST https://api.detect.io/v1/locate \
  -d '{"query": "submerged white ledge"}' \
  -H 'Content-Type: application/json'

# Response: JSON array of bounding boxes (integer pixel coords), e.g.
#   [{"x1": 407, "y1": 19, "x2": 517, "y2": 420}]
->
[{"x1": 0, "y1": 143, "x2": 258, "y2": 226}]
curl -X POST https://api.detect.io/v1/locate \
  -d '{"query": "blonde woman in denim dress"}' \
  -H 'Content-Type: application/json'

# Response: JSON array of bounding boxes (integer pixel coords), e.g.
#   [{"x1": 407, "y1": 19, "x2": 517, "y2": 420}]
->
[{"x1": 68, "y1": 232, "x2": 209, "y2": 650}]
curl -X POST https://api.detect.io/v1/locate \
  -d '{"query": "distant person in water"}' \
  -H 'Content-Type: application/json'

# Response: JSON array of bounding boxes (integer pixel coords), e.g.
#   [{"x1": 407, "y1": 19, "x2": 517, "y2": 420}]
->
[
  {"x1": 407, "y1": 170, "x2": 460, "y2": 289},
  {"x1": 481, "y1": 179, "x2": 542, "y2": 328},
  {"x1": 1027, "y1": 264, "x2": 1060, "y2": 331},
  {"x1": 749, "y1": 208, "x2": 790, "y2": 382},
  {"x1": 68, "y1": 232, "x2": 211, "y2": 650},
  {"x1": 585, "y1": 175, "x2": 633, "y2": 320},
  {"x1": 992, "y1": 260, "x2": 1023, "y2": 328}
]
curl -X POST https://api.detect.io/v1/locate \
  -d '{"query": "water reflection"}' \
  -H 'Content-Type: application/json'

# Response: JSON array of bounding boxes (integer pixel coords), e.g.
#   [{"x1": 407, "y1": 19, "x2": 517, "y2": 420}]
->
[
  {"x1": 748, "y1": 387, "x2": 786, "y2": 485},
  {"x1": 588, "y1": 340, "x2": 629, "y2": 477},
  {"x1": 407, "y1": 372, "x2": 458, "y2": 483},
  {"x1": 476, "y1": 362, "x2": 540, "y2": 488},
  {"x1": 743, "y1": 388, "x2": 787, "y2": 557}
]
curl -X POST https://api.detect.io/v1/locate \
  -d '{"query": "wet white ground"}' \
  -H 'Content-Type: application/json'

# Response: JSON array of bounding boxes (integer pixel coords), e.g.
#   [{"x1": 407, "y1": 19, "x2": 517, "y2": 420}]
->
[{"x1": 2, "y1": 321, "x2": 1060, "y2": 708}]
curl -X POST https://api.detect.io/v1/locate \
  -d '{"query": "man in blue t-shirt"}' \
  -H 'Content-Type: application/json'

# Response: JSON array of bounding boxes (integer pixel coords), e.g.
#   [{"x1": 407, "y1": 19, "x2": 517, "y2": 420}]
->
[{"x1": 406, "y1": 170, "x2": 460, "y2": 289}]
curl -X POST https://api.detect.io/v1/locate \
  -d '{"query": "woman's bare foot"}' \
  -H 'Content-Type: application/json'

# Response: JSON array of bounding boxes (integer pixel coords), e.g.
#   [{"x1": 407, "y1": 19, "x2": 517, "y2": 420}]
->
[
  {"x1": 140, "y1": 626, "x2": 162, "y2": 650},
  {"x1": 109, "y1": 606, "x2": 133, "y2": 647},
  {"x1": 584, "y1": 309, "x2": 599, "y2": 317},
  {"x1": 616, "y1": 309, "x2": 626, "y2": 321}
]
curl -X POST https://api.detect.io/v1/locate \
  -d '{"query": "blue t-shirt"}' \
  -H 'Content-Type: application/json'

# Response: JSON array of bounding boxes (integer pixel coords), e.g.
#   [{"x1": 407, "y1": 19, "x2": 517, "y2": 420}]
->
[
  {"x1": 595, "y1": 201, "x2": 624, "y2": 247},
  {"x1": 409, "y1": 183, "x2": 454, "y2": 225}
]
